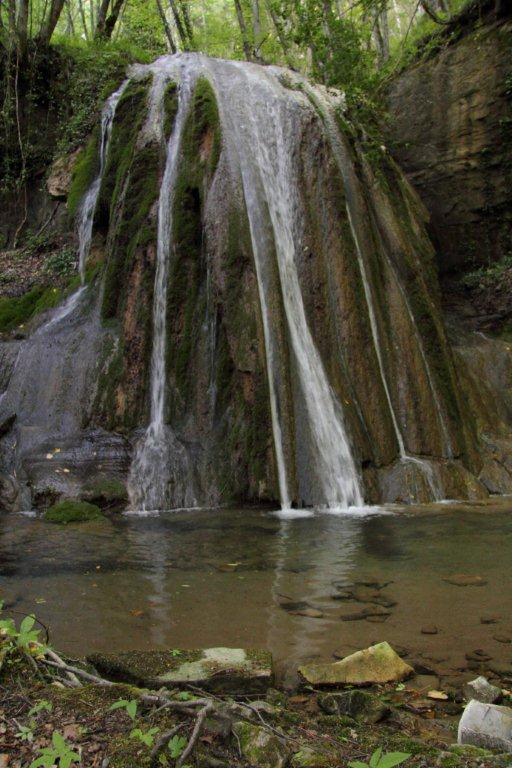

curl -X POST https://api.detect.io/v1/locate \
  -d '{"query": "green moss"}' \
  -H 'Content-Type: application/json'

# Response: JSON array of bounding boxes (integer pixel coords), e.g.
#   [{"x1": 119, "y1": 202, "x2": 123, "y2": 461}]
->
[
  {"x1": 163, "y1": 81, "x2": 179, "y2": 138},
  {"x1": 67, "y1": 132, "x2": 99, "y2": 216},
  {"x1": 0, "y1": 285, "x2": 63, "y2": 333},
  {"x1": 44, "y1": 500, "x2": 104, "y2": 524}
]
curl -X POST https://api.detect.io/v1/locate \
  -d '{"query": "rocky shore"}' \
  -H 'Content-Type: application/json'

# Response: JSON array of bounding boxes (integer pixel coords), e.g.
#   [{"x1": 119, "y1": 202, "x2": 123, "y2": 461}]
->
[{"x1": 1, "y1": 628, "x2": 511, "y2": 768}]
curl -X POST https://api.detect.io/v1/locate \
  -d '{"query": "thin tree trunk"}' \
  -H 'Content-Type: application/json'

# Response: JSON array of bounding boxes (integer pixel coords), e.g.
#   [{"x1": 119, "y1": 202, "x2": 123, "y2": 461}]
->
[
  {"x1": 419, "y1": 0, "x2": 450, "y2": 24},
  {"x1": 16, "y1": 0, "x2": 29, "y2": 55},
  {"x1": 156, "y1": 0, "x2": 177, "y2": 52},
  {"x1": 234, "y1": 0, "x2": 252, "y2": 60},
  {"x1": 251, "y1": 0, "x2": 261, "y2": 47},
  {"x1": 264, "y1": 0, "x2": 293, "y2": 67},
  {"x1": 38, "y1": 0, "x2": 66, "y2": 44},
  {"x1": 65, "y1": 0, "x2": 75, "y2": 34},
  {"x1": 178, "y1": 0, "x2": 193, "y2": 44},
  {"x1": 95, "y1": 0, "x2": 110, "y2": 36},
  {"x1": 77, "y1": 0, "x2": 89, "y2": 38},
  {"x1": 168, "y1": 0, "x2": 189, "y2": 49}
]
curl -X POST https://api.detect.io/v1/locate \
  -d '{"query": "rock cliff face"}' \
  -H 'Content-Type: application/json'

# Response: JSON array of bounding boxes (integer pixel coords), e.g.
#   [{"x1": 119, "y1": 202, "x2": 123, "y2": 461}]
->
[
  {"x1": 387, "y1": 5, "x2": 512, "y2": 275},
  {"x1": 1, "y1": 53, "x2": 512, "y2": 512}
]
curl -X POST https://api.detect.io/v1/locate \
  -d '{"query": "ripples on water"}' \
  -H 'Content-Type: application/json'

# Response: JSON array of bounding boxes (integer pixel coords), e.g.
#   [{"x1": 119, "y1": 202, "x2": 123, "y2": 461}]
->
[{"x1": 1, "y1": 501, "x2": 511, "y2": 684}]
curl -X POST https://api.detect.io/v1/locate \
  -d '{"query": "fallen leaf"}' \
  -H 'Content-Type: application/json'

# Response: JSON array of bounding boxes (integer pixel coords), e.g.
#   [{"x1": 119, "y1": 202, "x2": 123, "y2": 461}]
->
[{"x1": 427, "y1": 690, "x2": 448, "y2": 701}]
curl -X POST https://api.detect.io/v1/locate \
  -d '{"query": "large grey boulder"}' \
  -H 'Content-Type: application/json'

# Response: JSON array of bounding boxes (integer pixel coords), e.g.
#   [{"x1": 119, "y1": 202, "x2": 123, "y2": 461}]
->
[
  {"x1": 463, "y1": 676, "x2": 502, "y2": 704},
  {"x1": 458, "y1": 700, "x2": 512, "y2": 752},
  {"x1": 299, "y1": 642, "x2": 413, "y2": 686}
]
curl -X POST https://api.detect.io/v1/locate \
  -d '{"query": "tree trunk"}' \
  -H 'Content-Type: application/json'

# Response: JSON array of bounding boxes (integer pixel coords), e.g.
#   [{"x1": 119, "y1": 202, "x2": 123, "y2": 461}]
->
[
  {"x1": 38, "y1": 0, "x2": 66, "y2": 45},
  {"x1": 77, "y1": 0, "x2": 89, "y2": 39},
  {"x1": 264, "y1": 0, "x2": 293, "y2": 67},
  {"x1": 251, "y1": 0, "x2": 261, "y2": 48},
  {"x1": 234, "y1": 0, "x2": 252, "y2": 60},
  {"x1": 168, "y1": 0, "x2": 189, "y2": 49},
  {"x1": 419, "y1": 0, "x2": 450, "y2": 24},
  {"x1": 16, "y1": 0, "x2": 29, "y2": 55},
  {"x1": 103, "y1": 0, "x2": 125, "y2": 38},
  {"x1": 179, "y1": 0, "x2": 194, "y2": 44},
  {"x1": 155, "y1": 0, "x2": 177, "y2": 52},
  {"x1": 95, "y1": 0, "x2": 110, "y2": 37}
]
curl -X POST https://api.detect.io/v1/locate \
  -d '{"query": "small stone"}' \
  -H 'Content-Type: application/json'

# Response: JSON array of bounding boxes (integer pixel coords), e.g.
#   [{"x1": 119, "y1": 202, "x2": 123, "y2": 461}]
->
[
  {"x1": 340, "y1": 605, "x2": 391, "y2": 622},
  {"x1": 458, "y1": 700, "x2": 512, "y2": 752},
  {"x1": 232, "y1": 721, "x2": 289, "y2": 768},
  {"x1": 290, "y1": 608, "x2": 324, "y2": 619},
  {"x1": 421, "y1": 625, "x2": 439, "y2": 635},
  {"x1": 464, "y1": 677, "x2": 502, "y2": 704},
  {"x1": 318, "y1": 690, "x2": 389, "y2": 723},
  {"x1": 494, "y1": 635, "x2": 512, "y2": 644},
  {"x1": 489, "y1": 662, "x2": 512, "y2": 679},
  {"x1": 298, "y1": 642, "x2": 414, "y2": 686},
  {"x1": 466, "y1": 649, "x2": 492, "y2": 662},
  {"x1": 481, "y1": 615, "x2": 502, "y2": 624},
  {"x1": 443, "y1": 574, "x2": 487, "y2": 587}
]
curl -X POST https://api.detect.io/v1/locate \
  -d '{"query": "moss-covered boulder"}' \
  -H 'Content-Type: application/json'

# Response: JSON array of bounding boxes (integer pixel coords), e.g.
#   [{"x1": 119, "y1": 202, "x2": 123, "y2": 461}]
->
[
  {"x1": 88, "y1": 647, "x2": 273, "y2": 694},
  {"x1": 44, "y1": 500, "x2": 104, "y2": 524},
  {"x1": 299, "y1": 642, "x2": 414, "y2": 687},
  {"x1": 318, "y1": 690, "x2": 390, "y2": 723},
  {"x1": 232, "y1": 721, "x2": 289, "y2": 768},
  {"x1": 82, "y1": 476, "x2": 128, "y2": 511}
]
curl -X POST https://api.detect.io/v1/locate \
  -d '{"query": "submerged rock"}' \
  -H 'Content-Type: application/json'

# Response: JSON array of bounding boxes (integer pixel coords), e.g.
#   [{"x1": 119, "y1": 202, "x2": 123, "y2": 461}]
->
[
  {"x1": 44, "y1": 499, "x2": 104, "y2": 523},
  {"x1": 298, "y1": 642, "x2": 414, "y2": 686},
  {"x1": 458, "y1": 700, "x2": 512, "y2": 752},
  {"x1": 88, "y1": 647, "x2": 273, "y2": 694},
  {"x1": 463, "y1": 676, "x2": 502, "y2": 704},
  {"x1": 232, "y1": 721, "x2": 289, "y2": 768}
]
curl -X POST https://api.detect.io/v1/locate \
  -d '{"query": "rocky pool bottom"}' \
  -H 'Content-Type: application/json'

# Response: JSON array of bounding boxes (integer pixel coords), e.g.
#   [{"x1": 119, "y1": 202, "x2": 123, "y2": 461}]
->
[{"x1": 0, "y1": 501, "x2": 511, "y2": 766}]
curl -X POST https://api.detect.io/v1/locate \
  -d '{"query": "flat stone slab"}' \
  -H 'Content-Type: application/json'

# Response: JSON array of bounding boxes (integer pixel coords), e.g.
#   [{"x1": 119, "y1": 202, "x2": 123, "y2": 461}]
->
[
  {"x1": 458, "y1": 700, "x2": 512, "y2": 753},
  {"x1": 298, "y1": 641, "x2": 414, "y2": 686},
  {"x1": 88, "y1": 647, "x2": 273, "y2": 694}
]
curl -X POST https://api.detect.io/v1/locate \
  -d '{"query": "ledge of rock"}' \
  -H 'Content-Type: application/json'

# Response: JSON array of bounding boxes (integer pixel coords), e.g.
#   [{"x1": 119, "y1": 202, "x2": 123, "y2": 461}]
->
[
  {"x1": 298, "y1": 642, "x2": 414, "y2": 686},
  {"x1": 88, "y1": 647, "x2": 273, "y2": 694}
]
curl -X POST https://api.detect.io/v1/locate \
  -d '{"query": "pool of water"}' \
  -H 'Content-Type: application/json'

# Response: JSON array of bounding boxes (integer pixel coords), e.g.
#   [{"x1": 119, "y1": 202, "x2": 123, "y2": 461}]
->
[{"x1": 1, "y1": 499, "x2": 511, "y2": 685}]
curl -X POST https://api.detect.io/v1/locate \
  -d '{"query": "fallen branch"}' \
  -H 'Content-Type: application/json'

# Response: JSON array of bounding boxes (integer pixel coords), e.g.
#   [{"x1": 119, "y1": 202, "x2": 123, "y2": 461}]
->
[
  {"x1": 177, "y1": 701, "x2": 214, "y2": 768},
  {"x1": 150, "y1": 723, "x2": 184, "y2": 766}
]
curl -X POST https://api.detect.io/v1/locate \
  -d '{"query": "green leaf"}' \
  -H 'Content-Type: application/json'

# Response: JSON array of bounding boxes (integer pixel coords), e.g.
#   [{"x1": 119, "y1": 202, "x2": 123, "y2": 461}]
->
[
  {"x1": 176, "y1": 691, "x2": 193, "y2": 701},
  {"x1": 109, "y1": 699, "x2": 130, "y2": 711},
  {"x1": 52, "y1": 731, "x2": 67, "y2": 750},
  {"x1": 29, "y1": 699, "x2": 53, "y2": 717},
  {"x1": 369, "y1": 748, "x2": 382, "y2": 768},
  {"x1": 168, "y1": 735, "x2": 187, "y2": 758},
  {"x1": 20, "y1": 615, "x2": 36, "y2": 634},
  {"x1": 126, "y1": 699, "x2": 138, "y2": 720},
  {"x1": 377, "y1": 752, "x2": 411, "y2": 768},
  {"x1": 348, "y1": 763, "x2": 370, "y2": 768}
]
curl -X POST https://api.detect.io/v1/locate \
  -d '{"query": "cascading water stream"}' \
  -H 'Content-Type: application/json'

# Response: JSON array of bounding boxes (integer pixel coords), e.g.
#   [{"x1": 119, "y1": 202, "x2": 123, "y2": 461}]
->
[
  {"x1": 306, "y1": 85, "x2": 445, "y2": 500},
  {"x1": 76, "y1": 80, "x2": 128, "y2": 284},
  {"x1": 209, "y1": 61, "x2": 363, "y2": 510},
  {"x1": 128, "y1": 70, "x2": 196, "y2": 512}
]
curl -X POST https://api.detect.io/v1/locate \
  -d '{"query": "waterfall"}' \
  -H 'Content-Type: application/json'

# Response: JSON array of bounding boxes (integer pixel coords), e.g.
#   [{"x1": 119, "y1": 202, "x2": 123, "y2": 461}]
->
[
  {"x1": 128, "y1": 71, "x2": 196, "y2": 512},
  {"x1": 305, "y1": 85, "x2": 446, "y2": 500},
  {"x1": 76, "y1": 80, "x2": 128, "y2": 284},
  {"x1": 209, "y1": 61, "x2": 363, "y2": 509}
]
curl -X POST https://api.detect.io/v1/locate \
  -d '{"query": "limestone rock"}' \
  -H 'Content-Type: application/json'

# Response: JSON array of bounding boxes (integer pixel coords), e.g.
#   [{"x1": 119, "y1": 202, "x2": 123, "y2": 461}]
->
[
  {"x1": 232, "y1": 721, "x2": 289, "y2": 768},
  {"x1": 47, "y1": 150, "x2": 80, "y2": 198},
  {"x1": 88, "y1": 647, "x2": 273, "y2": 694},
  {"x1": 463, "y1": 677, "x2": 502, "y2": 704},
  {"x1": 458, "y1": 700, "x2": 512, "y2": 752},
  {"x1": 298, "y1": 642, "x2": 414, "y2": 686},
  {"x1": 318, "y1": 690, "x2": 389, "y2": 723}
]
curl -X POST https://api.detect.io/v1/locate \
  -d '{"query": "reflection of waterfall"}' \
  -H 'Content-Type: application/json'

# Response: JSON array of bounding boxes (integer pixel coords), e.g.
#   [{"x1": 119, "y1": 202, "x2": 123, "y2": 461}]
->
[
  {"x1": 128, "y1": 72, "x2": 197, "y2": 512},
  {"x1": 76, "y1": 80, "x2": 128, "y2": 284}
]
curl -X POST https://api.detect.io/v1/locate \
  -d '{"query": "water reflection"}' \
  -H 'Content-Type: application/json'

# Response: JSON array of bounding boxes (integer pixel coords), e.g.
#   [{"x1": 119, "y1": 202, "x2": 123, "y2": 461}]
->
[{"x1": 0, "y1": 502, "x2": 511, "y2": 680}]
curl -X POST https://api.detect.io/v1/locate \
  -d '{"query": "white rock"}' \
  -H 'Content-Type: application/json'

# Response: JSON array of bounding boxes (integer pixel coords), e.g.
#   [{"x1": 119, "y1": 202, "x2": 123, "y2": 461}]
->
[
  {"x1": 458, "y1": 700, "x2": 512, "y2": 752},
  {"x1": 463, "y1": 676, "x2": 502, "y2": 704}
]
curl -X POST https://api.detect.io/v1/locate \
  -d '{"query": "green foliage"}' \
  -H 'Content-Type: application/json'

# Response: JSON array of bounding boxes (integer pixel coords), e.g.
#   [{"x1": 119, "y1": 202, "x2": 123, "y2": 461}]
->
[
  {"x1": 28, "y1": 700, "x2": 53, "y2": 716},
  {"x1": 0, "y1": 285, "x2": 62, "y2": 333},
  {"x1": 44, "y1": 500, "x2": 104, "y2": 524},
  {"x1": 168, "y1": 734, "x2": 187, "y2": 758},
  {"x1": 44, "y1": 247, "x2": 76, "y2": 277},
  {"x1": 349, "y1": 747, "x2": 411, "y2": 768},
  {"x1": 110, "y1": 698, "x2": 138, "y2": 720},
  {"x1": 459, "y1": 253, "x2": 512, "y2": 290},
  {"x1": 130, "y1": 726, "x2": 160, "y2": 747},
  {"x1": 29, "y1": 731, "x2": 80, "y2": 768}
]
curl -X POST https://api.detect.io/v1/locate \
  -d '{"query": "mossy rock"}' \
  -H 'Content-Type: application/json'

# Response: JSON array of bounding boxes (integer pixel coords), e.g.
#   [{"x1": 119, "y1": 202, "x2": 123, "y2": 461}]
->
[
  {"x1": 88, "y1": 647, "x2": 273, "y2": 694},
  {"x1": 0, "y1": 285, "x2": 64, "y2": 333},
  {"x1": 82, "y1": 476, "x2": 128, "y2": 511},
  {"x1": 44, "y1": 500, "x2": 105, "y2": 524},
  {"x1": 232, "y1": 721, "x2": 289, "y2": 768}
]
